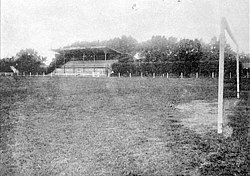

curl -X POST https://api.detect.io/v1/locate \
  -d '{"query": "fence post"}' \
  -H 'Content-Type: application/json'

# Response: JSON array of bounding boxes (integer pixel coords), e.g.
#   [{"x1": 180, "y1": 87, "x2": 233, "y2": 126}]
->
[
  {"x1": 247, "y1": 71, "x2": 249, "y2": 78},
  {"x1": 30, "y1": 72, "x2": 31, "y2": 77},
  {"x1": 130, "y1": 73, "x2": 132, "y2": 78},
  {"x1": 229, "y1": 72, "x2": 231, "y2": 79},
  {"x1": 118, "y1": 73, "x2": 120, "y2": 77},
  {"x1": 196, "y1": 72, "x2": 198, "y2": 79},
  {"x1": 43, "y1": 72, "x2": 45, "y2": 77},
  {"x1": 153, "y1": 73, "x2": 155, "y2": 78},
  {"x1": 181, "y1": 72, "x2": 183, "y2": 78},
  {"x1": 23, "y1": 72, "x2": 25, "y2": 76},
  {"x1": 212, "y1": 72, "x2": 214, "y2": 78},
  {"x1": 141, "y1": 72, "x2": 143, "y2": 78},
  {"x1": 162, "y1": 73, "x2": 164, "y2": 77},
  {"x1": 36, "y1": 72, "x2": 38, "y2": 76},
  {"x1": 167, "y1": 73, "x2": 169, "y2": 78}
]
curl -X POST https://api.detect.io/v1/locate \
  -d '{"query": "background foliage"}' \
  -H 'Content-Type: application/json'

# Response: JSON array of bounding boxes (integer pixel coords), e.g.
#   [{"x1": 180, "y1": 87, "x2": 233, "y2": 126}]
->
[
  {"x1": 0, "y1": 35, "x2": 249, "y2": 76},
  {"x1": 0, "y1": 49, "x2": 47, "y2": 74}
]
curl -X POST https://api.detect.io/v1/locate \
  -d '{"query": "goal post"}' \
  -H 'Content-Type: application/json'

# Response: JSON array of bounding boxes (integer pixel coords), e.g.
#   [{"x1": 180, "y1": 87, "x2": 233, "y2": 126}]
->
[{"x1": 218, "y1": 17, "x2": 240, "y2": 134}]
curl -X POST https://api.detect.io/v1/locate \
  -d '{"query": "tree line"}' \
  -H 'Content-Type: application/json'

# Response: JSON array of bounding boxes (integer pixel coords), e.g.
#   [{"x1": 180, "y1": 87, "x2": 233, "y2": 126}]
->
[
  {"x1": 59, "y1": 35, "x2": 246, "y2": 77},
  {"x1": 0, "y1": 35, "x2": 249, "y2": 76}
]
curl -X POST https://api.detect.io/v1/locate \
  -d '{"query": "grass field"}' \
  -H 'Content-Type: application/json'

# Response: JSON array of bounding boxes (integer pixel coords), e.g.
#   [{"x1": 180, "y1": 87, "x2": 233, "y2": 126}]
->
[{"x1": 0, "y1": 76, "x2": 249, "y2": 176}]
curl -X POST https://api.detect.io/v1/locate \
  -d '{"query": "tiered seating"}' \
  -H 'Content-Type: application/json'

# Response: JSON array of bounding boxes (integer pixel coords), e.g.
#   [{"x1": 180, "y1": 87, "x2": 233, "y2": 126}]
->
[
  {"x1": 54, "y1": 60, "x2": 117, "y2": 76},
  {"x1": 64, "y1": 60, "x2": 117, "y2": 68}
]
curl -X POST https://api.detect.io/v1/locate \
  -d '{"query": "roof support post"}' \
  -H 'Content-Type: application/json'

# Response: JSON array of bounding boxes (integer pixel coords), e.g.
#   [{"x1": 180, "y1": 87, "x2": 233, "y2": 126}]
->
[
  {"x1": 63, "y1": 52, "x2": 65, "y2": 74},
  {"x1": 104, "y1": 51, "x2": 107, "y2": 76},
  {"x1": 73, "y1": 56, "x2": 75, "y2": 73},
  {"x1": 94, "y1": 53, "x2": 95, "y2": 72},
  {"x1": 82, "y1": 52, "x2": 85, "y2": 61}
]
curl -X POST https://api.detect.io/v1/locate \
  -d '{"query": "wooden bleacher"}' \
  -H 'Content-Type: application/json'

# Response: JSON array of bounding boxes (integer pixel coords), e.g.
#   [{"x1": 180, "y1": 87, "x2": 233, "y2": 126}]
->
[{"x1": 54, "y1": 60, "x2": 117, "y2": 76}]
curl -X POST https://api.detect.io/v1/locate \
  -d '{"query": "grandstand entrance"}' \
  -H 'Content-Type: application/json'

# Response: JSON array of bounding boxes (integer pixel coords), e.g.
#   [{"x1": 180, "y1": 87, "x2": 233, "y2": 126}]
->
[{"x1": 52, "y1": 46, "x2": 122, "y2": 76}]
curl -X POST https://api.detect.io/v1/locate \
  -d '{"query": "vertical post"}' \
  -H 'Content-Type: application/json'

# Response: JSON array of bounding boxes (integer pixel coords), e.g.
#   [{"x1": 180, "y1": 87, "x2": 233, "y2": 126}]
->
[
  {"x1": 30, "y1": 72, "x2": 31, "y2": 77},
  {"x1": 104, "y1": 52, "x2": 107, "y2": 76},
  {"x1": 118, "y1": 73, "x2": 120, "y2": 77},
  {"x1": 236, "y1": 51, "x2": 240, "y2": 98},
  {"x1": 63, "y1": 53, "x2": 65, "y2": 74},
  {"x1": 163, "y1": 73, "x2": 164, "y2": 77},
  {"x1": 181, "y1": 72, "x2": 183, "y2": 78},
  {"x1": 141, "y1": 72, "x2": 143, "y2": 78},
  {"x1": 73, "y1": 56, "x2": 75, "y2": 74},
  {"x1": 43, "y1": 72, "x2": 45, "y2": 77},
  {"x1": 196, "y1": 72, "x2": 198, "y2": 79},
  {"x1": 167, "y1": 73, "x2": 169, "y2": 78},
  {"x1": 212, "y1": 72, "x2": 214, "y2": 78},
  {"x1": 247, "y1": 70, "x2": 249, "y2": 78},
  {"x1": 153, "y1": 73, "x2": 155, "y2": 78},
  {"x1": 229, "y1": 72, "x2": 231, "y2": 79},
  {"x1": 130, "y1": 73, "x2": 132, "y2": 78},
  {"x1": 94, "y1": 54, "x2": 96, "y2": 72},
  {"x1": 218, "y1": 21, "x2": 225, "y2": 134}
]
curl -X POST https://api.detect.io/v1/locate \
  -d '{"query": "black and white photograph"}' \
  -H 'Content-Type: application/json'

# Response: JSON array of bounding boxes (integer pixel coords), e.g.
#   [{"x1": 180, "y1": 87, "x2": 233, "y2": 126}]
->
[{"x1": 1, "y1": 0, "x2": 249, "y2": 175}]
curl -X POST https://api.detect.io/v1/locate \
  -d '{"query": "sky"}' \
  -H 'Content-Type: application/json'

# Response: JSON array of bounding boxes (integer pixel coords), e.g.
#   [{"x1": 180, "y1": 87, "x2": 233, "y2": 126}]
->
[{"x1": 1, "y1": 0, "x2": 249, "y2": 64}]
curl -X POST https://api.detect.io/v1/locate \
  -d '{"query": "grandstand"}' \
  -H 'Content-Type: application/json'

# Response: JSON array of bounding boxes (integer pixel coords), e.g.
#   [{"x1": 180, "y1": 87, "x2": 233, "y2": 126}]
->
[{"x1": 52, "y1": 46, "x2": 122, "y2": 76}]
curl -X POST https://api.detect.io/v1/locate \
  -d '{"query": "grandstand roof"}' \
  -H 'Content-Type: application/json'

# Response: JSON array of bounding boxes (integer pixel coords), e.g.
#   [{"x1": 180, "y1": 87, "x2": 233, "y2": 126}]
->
[{"x1": 52, "y1": 46, "x2": 122, "y2": 55}]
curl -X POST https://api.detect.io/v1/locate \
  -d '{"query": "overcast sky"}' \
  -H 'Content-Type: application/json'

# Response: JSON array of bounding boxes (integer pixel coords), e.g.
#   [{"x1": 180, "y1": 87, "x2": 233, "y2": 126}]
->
[{"x1": 1, "y1": 0, "x2": 249, "y2": 64}]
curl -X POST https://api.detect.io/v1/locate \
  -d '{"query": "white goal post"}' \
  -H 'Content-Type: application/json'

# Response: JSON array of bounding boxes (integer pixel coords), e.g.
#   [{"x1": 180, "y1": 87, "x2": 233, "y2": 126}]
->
[{"x1": 218, "y1": 17, "x2": 240, "y2": 134}]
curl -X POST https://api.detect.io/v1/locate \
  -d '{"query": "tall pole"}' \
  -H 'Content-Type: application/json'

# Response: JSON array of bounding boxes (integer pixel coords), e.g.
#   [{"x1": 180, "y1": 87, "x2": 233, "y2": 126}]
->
[
  {"x1": 236, "y1": 50, "x2": 240, "y2": 98},
  {"x1": 223, "y1": 17, "x2": 240, "y2": 98},
  {"x1": 218, "y1": 19, "x2": 225, "y2": 134}
]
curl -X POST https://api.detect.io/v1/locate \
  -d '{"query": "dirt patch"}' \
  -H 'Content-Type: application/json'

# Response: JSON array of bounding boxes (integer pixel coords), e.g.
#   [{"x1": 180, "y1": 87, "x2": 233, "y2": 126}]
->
[{"x1": 176, "y1": 99, "x2": 239, "y2": 136}]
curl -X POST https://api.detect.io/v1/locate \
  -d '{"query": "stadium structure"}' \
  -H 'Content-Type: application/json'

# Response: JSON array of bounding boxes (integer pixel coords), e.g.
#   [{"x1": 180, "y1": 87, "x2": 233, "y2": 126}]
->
[{"x1": 52, "y1": 46, "x2": 122, "y2": 76}]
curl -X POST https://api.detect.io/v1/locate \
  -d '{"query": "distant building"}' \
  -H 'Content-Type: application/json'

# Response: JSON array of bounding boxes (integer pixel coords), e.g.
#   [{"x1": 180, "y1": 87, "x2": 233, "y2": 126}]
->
[{"x1": 52, "y1": 46, "x2": 122, "y2": 76}]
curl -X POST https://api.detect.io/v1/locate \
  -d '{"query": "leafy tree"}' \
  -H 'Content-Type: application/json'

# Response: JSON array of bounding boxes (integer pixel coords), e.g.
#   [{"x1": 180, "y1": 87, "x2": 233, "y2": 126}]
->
[{"x1": 15, "y1": 49, "x2": 46, "y2": 74}]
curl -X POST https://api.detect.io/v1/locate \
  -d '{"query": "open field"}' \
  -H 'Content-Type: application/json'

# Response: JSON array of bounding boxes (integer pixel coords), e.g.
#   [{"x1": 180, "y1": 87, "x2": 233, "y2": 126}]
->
[{"x1": 0, "y1": 76, "x2": 249, "y2": 176}]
